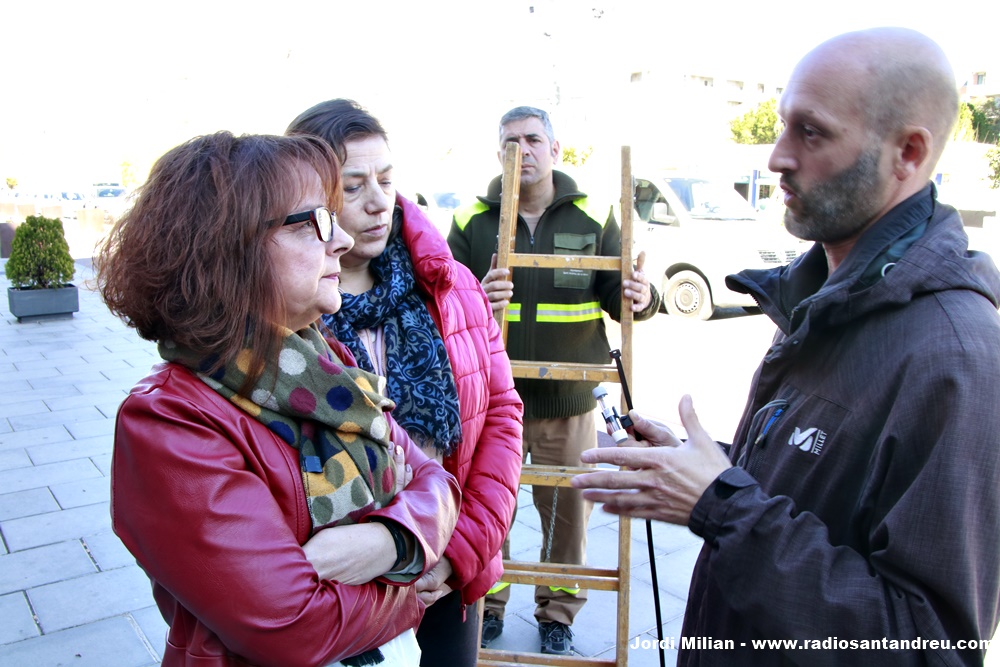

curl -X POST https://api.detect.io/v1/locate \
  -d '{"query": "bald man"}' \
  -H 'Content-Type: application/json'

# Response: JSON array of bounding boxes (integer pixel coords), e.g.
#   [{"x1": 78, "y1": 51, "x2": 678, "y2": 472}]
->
[{"x1": 573, "y1": 28, "x2": 1000, "y2": 666}]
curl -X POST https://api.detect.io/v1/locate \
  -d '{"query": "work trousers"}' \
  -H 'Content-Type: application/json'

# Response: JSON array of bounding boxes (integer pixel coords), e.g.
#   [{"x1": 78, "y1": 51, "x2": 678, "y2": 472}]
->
[{"x1": 484, "y1": 412, "x2": 596, "y2": 626}]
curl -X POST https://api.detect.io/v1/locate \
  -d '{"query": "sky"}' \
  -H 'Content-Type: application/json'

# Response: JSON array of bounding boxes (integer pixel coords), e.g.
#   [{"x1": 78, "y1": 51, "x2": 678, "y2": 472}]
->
[{"x1": 1, "y1": 0, "x2": 997, "y2": 195}]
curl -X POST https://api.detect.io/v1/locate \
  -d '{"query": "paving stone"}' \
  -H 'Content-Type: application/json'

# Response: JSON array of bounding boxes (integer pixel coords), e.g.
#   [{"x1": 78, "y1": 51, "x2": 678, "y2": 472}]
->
[
  {"x1": 0, "y1": 399, "x2": 51, "y2": 419},
  {"x1": 97, "y1": 401, "x2": 126, "y2": 418},
  {"x1": 38, "y1": 349, "x2": 97, "y2": 363},
  {"x1": 73, "y1": 379, "x2": 122, "y2": 395},
  {"x1": 29, "y1": 566, "x2": 155, "y2": 633},
  {"x1": 0, "y1": 615, "x2": 155, "y2": 667},
  {"x1": 0, "y1": 385, "x2": 83, "y2": 408},
  {"x1": 632, "y1": 542, "x2": 703, "y2": 603},
  {"x1": 2, "y1": 503, "x2": 112, "y2": 552},
  {"x1": 0, "y1": 337, "x2": 52, "y2": 351},
  {"x1": 0, "y1": 592, "x2": 39, "y2": 644},
  {"x1": 0, "y1": 541, "x2": 95, "y2": 595},
  {"x1": 0, "y1": 488, "x2": 58, "y2": 521},
  {"x1": 50, "y1": 476, "x2": 111, "y2": 509},
  {"x1": 28, "y1": 435, "x2": 113, "y2": 466},
  {"x1": 59, "y1": 341, "x2": 119, "y2": 356},
  {"x1": 627, "y1": 515, "x2": 705, "y2": 556},
  {"x1": 8, "y1": 365, "x2": 64, "y2": 381},
  {"x1": 27, "y1": 372, "x2": 111, "y2": 391},
  {"x1": 83, "y1": 532, "x2": 137, "y2": 571},
  {"x1": 12, "y1": 357, "x2": 67, "y2": 372},
  {"x1": 8, "y1": 405, "x2": 106, "y2": 432},
  {"x1": 0, "y1": 379, "x2": 32, "y2": 395},
  {"x1": 0, "y1": 448, "x2": 31, "y2": 472},
  {"x1": 66, "y1": 418, "x2": 115, "y2": 440},
  {"x1": 0, "y1": 425, "x2": 73, "y2": 452},
  {"x1": 55, "y1": 357, "x2": 133, "y2": 376},
  {"x1": 43, "y1": 389, "x2": 128, "y2": 412},
  {"x1": 0, "y1": 457, "x2": 102, "y2": 495},
  {"x1": 0, "y1": 420, "x2": 11, "y2": 435},
  {"x1": 92, "y1": 453, "x2": 112, "y2": 476},
  {"x1": 131, "y1": 605, "x2": 167, "y2": 661},
  {"x1": 100, "y1": 367, "x2": 154, "y2": 386}
]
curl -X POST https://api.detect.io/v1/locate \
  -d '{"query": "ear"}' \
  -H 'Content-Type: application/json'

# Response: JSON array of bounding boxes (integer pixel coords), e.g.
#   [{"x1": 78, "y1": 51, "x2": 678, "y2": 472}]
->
[
  {"x1": 891, "y1": 127, "x2": 932, "y2": 181},
  {"x1": 551, "y1": 139, "x2": 561, "y2": 160},
  {"x1": 497, "y1": 149, "x2": 504, "y2": 166}
]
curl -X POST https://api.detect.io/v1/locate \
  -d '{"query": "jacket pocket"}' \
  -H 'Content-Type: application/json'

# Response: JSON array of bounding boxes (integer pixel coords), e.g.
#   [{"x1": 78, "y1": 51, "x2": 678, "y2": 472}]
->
[{"x1": 553, "y1": 233, "x2": 596, "y2": 289}]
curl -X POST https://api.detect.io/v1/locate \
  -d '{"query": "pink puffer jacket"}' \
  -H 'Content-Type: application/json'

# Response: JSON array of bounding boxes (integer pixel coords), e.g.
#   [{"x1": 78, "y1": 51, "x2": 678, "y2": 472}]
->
[{"x1": 397, "y1": 193, "x2": 523, "y2": 605}]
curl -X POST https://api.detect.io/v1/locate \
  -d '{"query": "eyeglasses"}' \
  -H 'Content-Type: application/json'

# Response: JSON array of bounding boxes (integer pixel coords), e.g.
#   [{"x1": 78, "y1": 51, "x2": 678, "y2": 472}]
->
[{"x1": 282, "y1": 206, "x2": 335, "y2": 242}]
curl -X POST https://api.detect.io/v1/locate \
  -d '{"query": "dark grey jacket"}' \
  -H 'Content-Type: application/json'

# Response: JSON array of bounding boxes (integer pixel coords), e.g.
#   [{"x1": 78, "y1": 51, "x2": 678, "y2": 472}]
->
[{"x1": 680, "y1": 186, "x2": 1000, "y2": 666}]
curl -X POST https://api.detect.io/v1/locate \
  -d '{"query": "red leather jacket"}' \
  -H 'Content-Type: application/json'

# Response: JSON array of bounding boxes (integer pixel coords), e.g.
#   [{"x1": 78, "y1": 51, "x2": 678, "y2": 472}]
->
[
  {"x1": 111, "y1": 345, "x2": 460, "y2": 666},
  {"x1": 397, "y1": 194, "x2": 523, "y2": 604}
]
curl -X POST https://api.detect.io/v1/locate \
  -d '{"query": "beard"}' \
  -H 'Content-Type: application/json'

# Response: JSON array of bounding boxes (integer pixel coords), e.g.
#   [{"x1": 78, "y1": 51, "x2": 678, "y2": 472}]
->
[{"x1": 783, "y1": 147, "x2": 884, "y2": 243}]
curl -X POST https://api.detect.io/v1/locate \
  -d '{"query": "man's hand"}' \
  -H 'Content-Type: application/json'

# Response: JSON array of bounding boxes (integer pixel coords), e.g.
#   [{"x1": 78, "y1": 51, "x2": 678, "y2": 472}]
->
[
  {"x1": 571, "y1": 395, "x2": 732, "y2": 525},
  {"x1": 481, "y1": 253, "x2": 514, "y2": 313},
  {"x1": 623, "y1": 250, "x2": 653, "y2": 312},
  {"x1": 414, "y1": 556, "x2": 454, "y2": 606}
]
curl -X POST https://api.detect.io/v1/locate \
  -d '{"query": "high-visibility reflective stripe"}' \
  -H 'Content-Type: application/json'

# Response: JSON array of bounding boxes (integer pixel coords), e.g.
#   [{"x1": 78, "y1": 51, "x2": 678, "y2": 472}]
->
[
  {"x1": 549, "y1": 585, "x2": 581, "y2": 595},
  {"x1": 572, "y1": 197, "x2": 611, "y2": 227},
  {"x1": 536, "y1": 301, "x2": 602, "y2": 323},
  {"x1": 453, "y1": 201, "x2": 489, "y2": 231},
  {"x1": 487, "y1": 581, "x2": 510, "y2": 595},
  {"x1": 506, "y1": 303, "x2": 521, "y2": 322}
]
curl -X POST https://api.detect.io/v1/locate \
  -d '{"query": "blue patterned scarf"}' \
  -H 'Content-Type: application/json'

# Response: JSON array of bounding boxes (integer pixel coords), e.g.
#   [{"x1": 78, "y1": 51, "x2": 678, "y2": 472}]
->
[{"x1": 323, "y1": 233, "x2": 462, "y2": 456}]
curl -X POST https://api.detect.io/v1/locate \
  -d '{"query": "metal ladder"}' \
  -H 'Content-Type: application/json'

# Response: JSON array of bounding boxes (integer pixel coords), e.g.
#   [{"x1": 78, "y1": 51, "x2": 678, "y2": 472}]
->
[{"x1": 477, "y1": 144, "x2": 638, "y2": 667}]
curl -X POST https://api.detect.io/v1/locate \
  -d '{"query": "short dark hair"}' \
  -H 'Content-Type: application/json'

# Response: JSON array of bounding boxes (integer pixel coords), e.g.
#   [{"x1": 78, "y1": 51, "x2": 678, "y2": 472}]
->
[
  {"x1": 499, "y1": 106, "x2": 555, "y2": 144},
  {"x1": 286, "y1": 99, "x2": 388, "y2": 163},
  {"x1": 95, "y1": 132, "x2": 342, "y2": 393}
]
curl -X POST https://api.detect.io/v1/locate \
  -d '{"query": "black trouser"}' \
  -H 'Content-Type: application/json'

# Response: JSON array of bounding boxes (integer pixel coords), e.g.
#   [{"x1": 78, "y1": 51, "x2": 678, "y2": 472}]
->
[{"x1": 415, "y1": 590, "x2": 479, "y2": 667}]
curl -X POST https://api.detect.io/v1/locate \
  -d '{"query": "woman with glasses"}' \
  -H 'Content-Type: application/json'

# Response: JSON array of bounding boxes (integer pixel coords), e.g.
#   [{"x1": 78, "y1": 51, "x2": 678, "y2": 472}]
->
[
  {"x1": 286, "y1": 100, "x2": 523, "y2": 667},
  {"x1": 96, "y1": 131, "x2": 459, "y2": 667}
]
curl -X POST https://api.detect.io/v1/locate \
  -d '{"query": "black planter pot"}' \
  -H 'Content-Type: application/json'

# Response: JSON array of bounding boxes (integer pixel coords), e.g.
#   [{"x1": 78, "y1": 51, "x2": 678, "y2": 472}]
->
[{"x1": 7, "y1": 285, "x2": 80, "y2": 320}]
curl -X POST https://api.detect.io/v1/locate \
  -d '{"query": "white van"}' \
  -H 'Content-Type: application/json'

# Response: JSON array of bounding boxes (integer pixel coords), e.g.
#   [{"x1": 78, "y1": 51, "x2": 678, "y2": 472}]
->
[{"x1": 633, "y1": 172, "x2": 807, "y2": 319}]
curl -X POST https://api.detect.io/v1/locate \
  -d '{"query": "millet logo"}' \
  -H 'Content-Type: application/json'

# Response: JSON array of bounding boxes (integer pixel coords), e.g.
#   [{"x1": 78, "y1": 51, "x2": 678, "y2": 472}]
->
[{"x1": 788, "y1": 427, "x2": 827, "y2": 455}]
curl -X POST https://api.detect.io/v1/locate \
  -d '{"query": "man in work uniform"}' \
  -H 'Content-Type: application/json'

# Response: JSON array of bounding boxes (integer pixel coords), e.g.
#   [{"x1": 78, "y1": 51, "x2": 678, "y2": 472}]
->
[{"x1": 447, "y1": 106, "x2": 660, "y2": 655}]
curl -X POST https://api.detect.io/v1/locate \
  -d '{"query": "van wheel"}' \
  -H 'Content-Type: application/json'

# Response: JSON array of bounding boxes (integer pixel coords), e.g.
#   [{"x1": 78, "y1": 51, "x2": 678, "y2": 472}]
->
[{"x1": 664, "y1": 271, "x2": 714, "y2": 320}]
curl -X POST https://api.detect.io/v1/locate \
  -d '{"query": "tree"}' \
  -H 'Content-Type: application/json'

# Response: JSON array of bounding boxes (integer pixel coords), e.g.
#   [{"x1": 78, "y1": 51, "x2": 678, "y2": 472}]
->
[
  {"x1": 730, "y1": 98, "x2": 781, "y2": 145},
  {"x1": 561, "y1": 145, "x2": 593, "y2": 167},
  {"x1": 953, "y1": 103, "x2": 977, "y2": 141},
  {"x1": 120, "y1": 161, "x2": 140, "y2": 189},
  {"x1": 971, "y1": 98, "x2": 1000, "y2": 144},
  {"x1": 6, "y1": 177, "x2": 16, "y2": 191},
  {"x1": 987, "y1": 143, "x2": 1000, "y2": 190}
]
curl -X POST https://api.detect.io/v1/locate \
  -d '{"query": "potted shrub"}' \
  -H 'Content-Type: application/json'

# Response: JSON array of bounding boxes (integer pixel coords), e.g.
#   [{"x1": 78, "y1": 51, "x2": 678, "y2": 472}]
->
[{"x1": 5, "y1": 215, "x2": 79, "y2": 320}]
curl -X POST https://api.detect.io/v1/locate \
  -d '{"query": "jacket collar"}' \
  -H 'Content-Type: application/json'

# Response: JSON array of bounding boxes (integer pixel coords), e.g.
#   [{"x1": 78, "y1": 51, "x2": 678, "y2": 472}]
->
[
  {"x1": 394, "y1": 193, "x2": 456, "y2": 297},
  {"x1": 728, "y1": 183, "x2": 1000, "y2": 336},
  {"x1": 479, "y1": 169, "x2": 587, "y2": 210}
]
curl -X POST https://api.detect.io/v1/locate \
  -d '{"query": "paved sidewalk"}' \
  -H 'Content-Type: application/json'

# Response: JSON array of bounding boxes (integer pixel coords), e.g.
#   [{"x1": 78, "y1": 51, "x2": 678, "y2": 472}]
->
[{"x1": 0, "y1": 259, "x2": 699, "y2": 666}]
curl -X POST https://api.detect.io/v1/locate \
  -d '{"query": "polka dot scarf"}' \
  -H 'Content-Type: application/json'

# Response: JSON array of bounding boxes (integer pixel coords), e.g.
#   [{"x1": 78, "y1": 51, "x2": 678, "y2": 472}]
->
[{"x1": 159, "y1": 325, "x2": 399, "y2": 532}]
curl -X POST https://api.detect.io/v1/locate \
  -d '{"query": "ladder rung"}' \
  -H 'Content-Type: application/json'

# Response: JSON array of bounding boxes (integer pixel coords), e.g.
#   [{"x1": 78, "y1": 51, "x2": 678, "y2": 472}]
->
[
  {"x1": 506, "y1": 252, "x2": 622, "y2": 271},
  {"x1": 479, "y1": 648, "x2": 616, "y2": 666},
  {"x1": 510, "y1": 360, "x2": 620, "y2": 382},
  {"x1": 500, "y1": 560, "x2": 621, "y2": 591},
  {"x1": 520, "y1": 463, "x2": 593, "y2": 487}
]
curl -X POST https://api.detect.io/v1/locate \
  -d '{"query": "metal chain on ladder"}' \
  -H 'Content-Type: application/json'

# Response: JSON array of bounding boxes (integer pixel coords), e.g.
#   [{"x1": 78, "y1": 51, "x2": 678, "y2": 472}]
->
[{"x1": 544, "y1": 487, "x2": 559, "y2": 562}]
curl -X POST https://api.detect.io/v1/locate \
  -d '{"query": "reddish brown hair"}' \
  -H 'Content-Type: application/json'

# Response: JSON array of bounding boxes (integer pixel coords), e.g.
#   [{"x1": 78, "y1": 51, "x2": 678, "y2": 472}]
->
[{"x1": 96, "y1": 131, "x2": 342, "y2": 392}]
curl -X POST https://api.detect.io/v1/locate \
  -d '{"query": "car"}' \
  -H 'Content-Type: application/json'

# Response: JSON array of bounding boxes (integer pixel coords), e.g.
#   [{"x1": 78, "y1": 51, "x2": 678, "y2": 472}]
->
[
  {"x1": 412, "y1": 190, "x2": 471, "y2": 235},
  {"x1": 87, "y1": 182, "x2": 132, "y2": 220},
  {"x1": 58, "y1": 191, "x2": 88, "y2": 217},
  {"x1": 633, "y1": 172, "x2": 807, "y2": 320}
]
